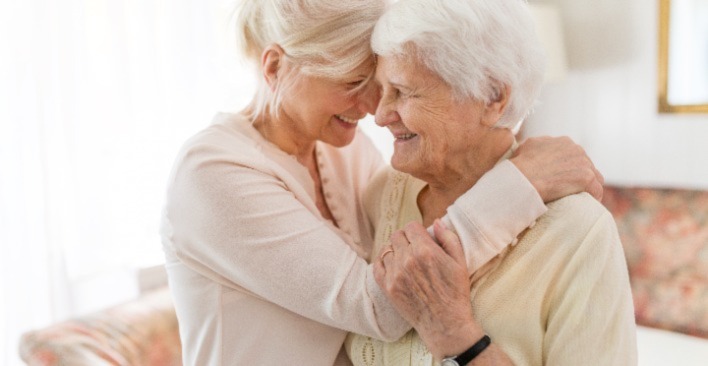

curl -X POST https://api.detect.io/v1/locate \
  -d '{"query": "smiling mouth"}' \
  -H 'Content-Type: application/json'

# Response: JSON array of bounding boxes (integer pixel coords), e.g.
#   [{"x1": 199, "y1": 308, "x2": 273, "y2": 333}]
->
[
  {"x1": 335, "y1": 115, "x2": 359, "y2": 125},
  {"x1": 395, "y1": 133, "x2": 418, "y2": 141}
]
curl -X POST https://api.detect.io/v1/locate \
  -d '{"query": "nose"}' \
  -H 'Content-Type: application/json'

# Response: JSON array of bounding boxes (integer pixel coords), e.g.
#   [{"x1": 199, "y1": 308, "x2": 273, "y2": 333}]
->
[
  {"x1": 355, "y1": 83, "x2": 381, "y2": 115},
  {"x1": 374, "y1": 95, "x2": 399, "y2": 127}
]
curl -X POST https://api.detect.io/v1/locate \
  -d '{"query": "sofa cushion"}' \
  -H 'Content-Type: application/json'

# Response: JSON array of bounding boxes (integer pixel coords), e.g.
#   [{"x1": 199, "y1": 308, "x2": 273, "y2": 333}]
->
[
  {"x1": 19, "y1": 287, "x2": 181, "y2": 366},
  {"x1": 602, "y1": 186, "x2": 708, "y2": 339}
]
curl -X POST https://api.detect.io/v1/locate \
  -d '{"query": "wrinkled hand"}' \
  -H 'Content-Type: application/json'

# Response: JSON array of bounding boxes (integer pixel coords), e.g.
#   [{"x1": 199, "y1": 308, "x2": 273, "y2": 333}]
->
[
  {"x1": 374, "y1": 221, "x2": 483, "y2": 359},
  {"x1": 511, "y1": 136, "x2": 604, "y2": 202}
]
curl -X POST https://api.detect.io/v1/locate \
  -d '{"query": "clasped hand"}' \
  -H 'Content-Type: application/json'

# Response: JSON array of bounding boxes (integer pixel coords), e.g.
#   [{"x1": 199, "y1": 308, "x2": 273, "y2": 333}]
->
[{"x1": 374, "y1": 220, "x2": 485, "y2": 360}]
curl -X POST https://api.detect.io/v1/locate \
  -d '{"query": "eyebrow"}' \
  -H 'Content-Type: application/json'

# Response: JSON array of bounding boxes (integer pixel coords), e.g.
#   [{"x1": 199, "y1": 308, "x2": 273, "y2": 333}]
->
[{"x1": 390, "y1": 82, "x2": 414, "y2": 92}]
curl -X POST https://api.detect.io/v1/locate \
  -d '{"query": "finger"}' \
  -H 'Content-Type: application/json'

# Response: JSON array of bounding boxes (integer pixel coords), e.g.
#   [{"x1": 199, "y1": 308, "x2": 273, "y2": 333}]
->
[
  {"x1": 403, "y1": 222, "x2": 449, "y2": 266},
  {"x1": 379, "y1": 248, "x2": 394, "y2": 264},
  {"x1": 433, "y1": 219, "x2": 466, "y2": 267},
  {"x1": 402, "y1": 221, "x2": 435, "y2": 249},
  {"x1": 390, "y1": 229, "x2": 410, "y2": 254},
  {"x1": 373, "y1": 257, "x2": 386, "y2": 288},
  {"x1": 594, "y1": 165, "x2": 605, "y2": 186},
  {"x1": 376, "y1": 244, "x2": 396, "y2": 290},
  {"x1": 587, "y1": 179, "x2": 604, "y2": 201},
  {"x1": 380, "y1": 244, "x2": 396, "y2": 268},
  {"x1": 582, "y1": 161, "x2": 604, "y2": 201}
]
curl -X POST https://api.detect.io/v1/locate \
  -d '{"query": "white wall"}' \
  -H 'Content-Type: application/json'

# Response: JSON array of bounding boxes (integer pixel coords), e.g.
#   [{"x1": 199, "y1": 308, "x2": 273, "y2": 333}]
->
[{"x1": 523, "y1": 0, "x2": 708, "y2": 189}]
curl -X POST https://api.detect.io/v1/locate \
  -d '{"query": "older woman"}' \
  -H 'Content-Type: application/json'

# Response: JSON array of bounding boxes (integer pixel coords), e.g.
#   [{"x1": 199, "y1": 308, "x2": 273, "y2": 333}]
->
[
  {"x1": 161, "y1": 0, "x2": 606, "y2": 365},
  {"x1": 345, "y1": 0, "x2": 637, "y2": 365}
]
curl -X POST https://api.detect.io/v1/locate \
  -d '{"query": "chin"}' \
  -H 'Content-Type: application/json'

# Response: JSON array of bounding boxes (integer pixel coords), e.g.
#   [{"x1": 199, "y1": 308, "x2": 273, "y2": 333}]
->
[
  {"x1": 390, "y1": 156, "x2": 415, "y2": 175},
  {"x1": 324, "y1": 133, "x2": 357, "y2": 148}
]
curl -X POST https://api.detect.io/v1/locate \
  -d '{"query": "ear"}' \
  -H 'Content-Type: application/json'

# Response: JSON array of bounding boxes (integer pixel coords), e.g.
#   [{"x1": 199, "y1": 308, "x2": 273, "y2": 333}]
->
[
  {"x1": 481, "y1": 84, "x2": 511, "y2": 127},
  {"x1": 261, "y1": 44, "x2": 286, "y2": 91}
]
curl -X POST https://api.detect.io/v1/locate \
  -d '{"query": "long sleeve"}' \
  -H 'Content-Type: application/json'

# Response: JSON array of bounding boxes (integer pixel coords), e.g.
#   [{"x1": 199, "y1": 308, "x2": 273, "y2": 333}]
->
[
  {"x1": 432, "y1": 160, "x2": 547, "y2": 274},
  {"x1": 162, "y1": 120, "x2": 410, "y2": 343},
  {"x1": 543, "y1": 208, "x2": 638, "y2": 365}
]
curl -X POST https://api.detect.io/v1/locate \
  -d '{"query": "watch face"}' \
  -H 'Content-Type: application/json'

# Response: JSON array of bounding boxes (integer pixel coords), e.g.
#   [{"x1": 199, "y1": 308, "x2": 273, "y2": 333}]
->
[{"x1": 441, "y1": 359, "x2": 459, "y2": 366}]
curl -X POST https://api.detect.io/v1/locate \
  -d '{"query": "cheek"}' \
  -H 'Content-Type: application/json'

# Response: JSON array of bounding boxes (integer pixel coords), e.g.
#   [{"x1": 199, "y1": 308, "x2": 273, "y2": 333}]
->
[
  {"x1": 304, "y1": 83, "x2": 348, "y2": 114},
  {"x1": 325, "y1": 89, "x2": 356, "y2": 109},
  {"x1": 310, "y1": 97, "x2": 346, "y2": 126},
  {"x1": 409, "y1": 107, "x2": 454, "y2": 157},
  {"x1": 420, "y1": 132, "x2": 449, "y2": 165}
]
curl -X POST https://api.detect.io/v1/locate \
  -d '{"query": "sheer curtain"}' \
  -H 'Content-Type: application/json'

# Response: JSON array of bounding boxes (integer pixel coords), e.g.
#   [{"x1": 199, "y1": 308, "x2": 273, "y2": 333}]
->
[{"x1": 0, "y1": 1, "x2": 255, "y2": 364}]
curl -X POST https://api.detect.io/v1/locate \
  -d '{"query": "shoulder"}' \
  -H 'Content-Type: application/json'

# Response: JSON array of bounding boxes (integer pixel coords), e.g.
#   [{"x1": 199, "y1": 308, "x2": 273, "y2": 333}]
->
[
  {"x1": 543, "y1": 192, "x2": 614, "y2": 234},
  {"x1": 180, "y1": 113, "x2": 260, "y2": 158},
  {"x1": 521, "y1": 192, "x2": 620, "y2": 265},
  {"x1": 174, "y1": 113, "x2": 281, "y2": 176},
  {"x1": 166, "y1": 113, "x2": 287, "y2": 198}
]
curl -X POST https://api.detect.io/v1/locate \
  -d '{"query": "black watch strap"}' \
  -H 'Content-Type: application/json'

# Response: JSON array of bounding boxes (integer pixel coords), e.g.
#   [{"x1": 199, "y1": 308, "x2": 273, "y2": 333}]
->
[{"x1": 451, "y1": 335, "x2": 491, "y2": 365}]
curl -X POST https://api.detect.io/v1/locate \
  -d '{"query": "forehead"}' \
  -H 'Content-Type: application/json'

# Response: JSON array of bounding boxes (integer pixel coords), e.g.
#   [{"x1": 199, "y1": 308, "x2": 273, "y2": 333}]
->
[{"x1": 375, "y1": 54, "x2": 442, "y2": 86}]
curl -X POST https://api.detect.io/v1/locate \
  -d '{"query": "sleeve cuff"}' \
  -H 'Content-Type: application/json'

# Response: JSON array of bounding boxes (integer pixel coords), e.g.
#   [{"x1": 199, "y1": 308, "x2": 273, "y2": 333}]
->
[{"x1": 430, "y1": 160, "x2": 547, "y2": 274}]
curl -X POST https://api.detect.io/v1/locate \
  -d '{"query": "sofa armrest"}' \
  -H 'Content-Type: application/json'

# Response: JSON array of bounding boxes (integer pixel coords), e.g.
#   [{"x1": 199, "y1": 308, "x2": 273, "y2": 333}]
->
[{"x1": 18, "y1": 287, "x2": 181, "y2": 366}]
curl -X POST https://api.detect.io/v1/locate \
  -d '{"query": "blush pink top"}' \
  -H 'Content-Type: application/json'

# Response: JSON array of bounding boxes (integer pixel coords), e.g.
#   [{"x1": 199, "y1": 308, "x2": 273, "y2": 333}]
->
[{"x1": 160, "y1": 112, "x2": 545, "y2": 365}]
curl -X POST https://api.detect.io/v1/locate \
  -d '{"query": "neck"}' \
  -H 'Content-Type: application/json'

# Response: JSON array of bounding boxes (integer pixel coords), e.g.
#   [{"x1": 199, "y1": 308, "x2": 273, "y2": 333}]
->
[
  {"x1": 251, "y1": 111, "x2": 316, "y2": 166},
  {"x1": 418, "y1": 131, "x2": 514, "y2": 226}
]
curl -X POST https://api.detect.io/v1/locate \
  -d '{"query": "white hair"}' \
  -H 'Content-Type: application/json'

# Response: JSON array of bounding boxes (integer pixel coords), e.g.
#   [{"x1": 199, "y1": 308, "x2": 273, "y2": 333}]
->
[
  {"x1": 234, "y1": 0, "x2": 388, "y2": 121},
  {"x1": 371, "y1": 0, "x2": 546, "y2": 129}
]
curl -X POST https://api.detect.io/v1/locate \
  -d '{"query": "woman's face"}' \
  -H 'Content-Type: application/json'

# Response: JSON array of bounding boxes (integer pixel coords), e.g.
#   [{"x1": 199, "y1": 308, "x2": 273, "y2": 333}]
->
[
  {"x1": 279, "y1": 58, "x2": 379, "y2": 148},
  {"x1": 374, "y1": 54, "x2": 494, "y2": 179}
]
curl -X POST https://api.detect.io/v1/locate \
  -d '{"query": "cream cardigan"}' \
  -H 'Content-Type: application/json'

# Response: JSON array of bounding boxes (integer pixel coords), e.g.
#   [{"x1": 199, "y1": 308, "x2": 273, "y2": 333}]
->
[
  {"x1": 346, "y1": 169, "x2": 637, "y2": 366},
  {"x1": 161, "y1": 113, "x2": 545, "y2": 365}
]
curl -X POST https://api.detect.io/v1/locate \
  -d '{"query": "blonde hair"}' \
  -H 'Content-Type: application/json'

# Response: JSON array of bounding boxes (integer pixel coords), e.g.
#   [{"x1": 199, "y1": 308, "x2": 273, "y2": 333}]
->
[
  {"x1": 372, "y1": 0, "x2": 546, "y2": 129},
  {"x1": 234, "y1": 0, "x2": 387, "y2": 121}
]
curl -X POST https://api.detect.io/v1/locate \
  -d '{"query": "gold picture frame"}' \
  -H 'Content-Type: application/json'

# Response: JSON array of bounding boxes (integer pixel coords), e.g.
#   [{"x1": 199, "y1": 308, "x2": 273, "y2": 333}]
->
[{"x1": 658, "y1": 0, "x2": 708, "y2": 113}]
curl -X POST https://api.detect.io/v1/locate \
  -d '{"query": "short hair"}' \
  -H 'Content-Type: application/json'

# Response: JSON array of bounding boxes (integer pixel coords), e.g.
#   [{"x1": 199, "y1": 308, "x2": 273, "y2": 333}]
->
[
  {"x1": 234, "y1": 0, "x2": 387, "y2": 120},
  {"x1": 371, "y1": 0, "x2": 546, "y2": 129}
]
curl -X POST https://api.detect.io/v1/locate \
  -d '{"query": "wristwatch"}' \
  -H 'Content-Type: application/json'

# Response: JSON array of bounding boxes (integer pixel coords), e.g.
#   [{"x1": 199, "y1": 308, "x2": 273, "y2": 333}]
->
[{"x1": 441, "y1": 335, "x2": 491, "y2": 366}]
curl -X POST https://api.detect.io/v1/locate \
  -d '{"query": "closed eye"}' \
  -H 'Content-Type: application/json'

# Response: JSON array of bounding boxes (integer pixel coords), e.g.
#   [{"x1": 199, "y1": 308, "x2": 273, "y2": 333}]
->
[
  {"x1": 387, "y1": 83, "x2": 417, "y2": 99},
  {"x1": 392, "y1": 87, "x2": 414, "y2": 99},
  {"x1": 345, "y1": 79, "x2": 366, "y2": 90}
]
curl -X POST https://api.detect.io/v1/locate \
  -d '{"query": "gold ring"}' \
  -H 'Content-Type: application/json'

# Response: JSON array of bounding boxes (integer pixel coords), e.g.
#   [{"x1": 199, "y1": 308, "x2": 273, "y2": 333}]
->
[{"x1": 379, "y1": 248, "x2": 394, "y2": 261}]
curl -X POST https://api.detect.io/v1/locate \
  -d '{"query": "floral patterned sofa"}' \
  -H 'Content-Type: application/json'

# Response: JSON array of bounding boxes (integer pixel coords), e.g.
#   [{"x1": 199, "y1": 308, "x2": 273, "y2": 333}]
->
[
  {"x1": 18, "y1": 287, "x2": 181, "y2": 366},
  {"x1": 17, "y1": 185, "x2": 708, "y2": 365},
  {"x1": 601, "y1": 185, "x2": 708, "y2": 365},
  {"x1": 601, "y1": 185, "x2": 708, "y2": 339}
]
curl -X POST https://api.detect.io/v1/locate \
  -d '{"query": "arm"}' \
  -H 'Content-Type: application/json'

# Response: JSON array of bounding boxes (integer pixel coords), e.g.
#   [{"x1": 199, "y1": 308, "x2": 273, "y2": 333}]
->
[
  {"x1": 543, "y1": 211, "x2": 637, "y2": 365},
  {"x1": 166, "y1": 144, "x2": 409, "y2": 341},
  {"x1": 435, "y1": 136, "x2": 604, "y2": 274},
  {"x1": 435, "y1": 160, "x2": 545, "y2": 274}
]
